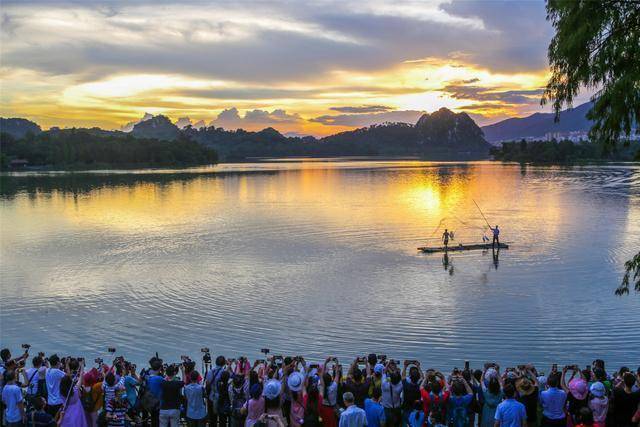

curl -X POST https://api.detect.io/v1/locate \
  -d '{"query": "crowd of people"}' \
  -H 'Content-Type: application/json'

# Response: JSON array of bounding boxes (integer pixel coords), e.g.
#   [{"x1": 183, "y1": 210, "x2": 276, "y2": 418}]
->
[{"x1": 1, "y1": 347, "x2": 639, "y2": 427}]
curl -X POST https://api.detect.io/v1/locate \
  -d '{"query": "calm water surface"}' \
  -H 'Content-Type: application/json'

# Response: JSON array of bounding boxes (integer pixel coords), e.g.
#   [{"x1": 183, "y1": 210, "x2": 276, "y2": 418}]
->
[{"x1": 1, "y1": 160, "x2": 639, "y2": 369}]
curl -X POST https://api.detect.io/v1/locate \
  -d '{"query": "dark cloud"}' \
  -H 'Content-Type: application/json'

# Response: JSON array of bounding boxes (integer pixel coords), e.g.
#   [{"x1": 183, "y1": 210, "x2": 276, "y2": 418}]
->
[
  {"x1": 329, "y1": 105, "x2": 394, "y2": 113},
  {"x1": 1, "y1": 0, "x2": 553, "y2": 86},
  {"x1": 310, "y1": 110, "x2": 424, "y2": 127},
  {"x1": 442, "y1": 83, "x2": 545, "y2": 104}
]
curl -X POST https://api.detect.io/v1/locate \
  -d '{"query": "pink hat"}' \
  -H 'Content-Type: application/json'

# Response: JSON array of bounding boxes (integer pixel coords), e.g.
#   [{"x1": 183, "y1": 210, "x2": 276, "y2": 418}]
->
[{"x1": 569, "y1": 378, "x2": 588, "y2": 400}]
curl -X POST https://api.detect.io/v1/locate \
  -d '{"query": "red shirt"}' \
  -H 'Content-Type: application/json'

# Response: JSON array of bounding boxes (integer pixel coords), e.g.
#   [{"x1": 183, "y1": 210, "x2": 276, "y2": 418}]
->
[{"x1": 420, "y1": 388, "x2": 450, "y2": 418}]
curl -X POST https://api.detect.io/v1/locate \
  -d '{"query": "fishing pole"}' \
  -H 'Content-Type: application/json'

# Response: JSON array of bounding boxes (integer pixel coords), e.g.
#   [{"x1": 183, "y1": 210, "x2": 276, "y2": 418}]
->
[{"x1": 472, "y1": 199, "x2": 492, "y2": 229}]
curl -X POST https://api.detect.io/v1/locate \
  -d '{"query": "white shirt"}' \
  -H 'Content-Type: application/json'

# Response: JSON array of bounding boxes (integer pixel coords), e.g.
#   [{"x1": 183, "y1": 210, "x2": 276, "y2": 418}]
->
[
  {"x1": 24, "y1": 367, "x2": 44, "y2": 395},
  {"x1": 381, "y1": 378, "x2": 402, "y2": 409},
  {"x1": 46, "y1": 368, "x2": 66, "y2": 405}
]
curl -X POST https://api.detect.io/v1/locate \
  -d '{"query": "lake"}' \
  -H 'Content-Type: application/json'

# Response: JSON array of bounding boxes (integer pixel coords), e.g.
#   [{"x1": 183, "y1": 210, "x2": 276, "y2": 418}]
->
[{"x1": 1, "y1": 160, "x2": 639, "y2": 370}]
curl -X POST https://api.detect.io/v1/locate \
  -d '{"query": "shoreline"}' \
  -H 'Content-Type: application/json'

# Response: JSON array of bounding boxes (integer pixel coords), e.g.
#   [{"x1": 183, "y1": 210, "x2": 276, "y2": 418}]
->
[{"x1": 3, "y1": 157, "x2": 639, "y2": 174}]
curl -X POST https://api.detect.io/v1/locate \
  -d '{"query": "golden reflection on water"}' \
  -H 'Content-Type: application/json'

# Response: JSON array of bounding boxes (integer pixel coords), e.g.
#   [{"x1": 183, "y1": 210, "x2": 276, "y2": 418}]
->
[{"x1": 2, "y1": 162, "x2": 592, "y2": 245}]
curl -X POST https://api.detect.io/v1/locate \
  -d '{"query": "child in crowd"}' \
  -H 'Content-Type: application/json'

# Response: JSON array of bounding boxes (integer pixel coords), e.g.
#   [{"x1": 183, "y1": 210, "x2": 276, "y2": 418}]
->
[
  {"x1": 587, "y1": 382, "x2": 608, "y2": 427},
  {"x1": 407, "y1": 401, "x2": 424, "y2": 427}
]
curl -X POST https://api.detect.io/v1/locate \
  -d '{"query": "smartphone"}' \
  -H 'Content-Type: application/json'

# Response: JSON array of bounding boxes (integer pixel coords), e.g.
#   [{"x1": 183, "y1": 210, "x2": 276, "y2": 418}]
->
[
  {"x1": 21, "y1": 344, "x2": 31, "y2": 350},
  {"x1": 201, "y1": 348, "x2": 210, "y2": 353},
  {"x1": 464, "y1": 361, "x2": 470, "y2": 371},
  {"x1": 261, "y1": 348, "x2": 270, "y2": 354},
  {"x1": 310, "y1": 363, "x2": 319, "y2": 369},
  {"x1": 108, "y1": 347, "x2": 116, "y2": 354}
]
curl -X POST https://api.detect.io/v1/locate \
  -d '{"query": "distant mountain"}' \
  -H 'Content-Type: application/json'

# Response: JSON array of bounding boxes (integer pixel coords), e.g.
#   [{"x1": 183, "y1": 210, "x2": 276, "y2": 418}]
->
[
  {"x1": 416, "y1": 108, "x2": 490, "y2": 155},
  {"x1": 481, "y1": 102, "x2": 593, "y2": 143},
  {"x1": 131, "y1": 115, "x2": 179, "y2": 141},
  {"x1": 0, "y1": 117, "x2": 42, "y2": 139},
  {"x1": 2, "y1": 108, "x2": 492, "y2": 162},
  {"x1": 317, "y1": 108, "x2": 490, "y2": 159}
]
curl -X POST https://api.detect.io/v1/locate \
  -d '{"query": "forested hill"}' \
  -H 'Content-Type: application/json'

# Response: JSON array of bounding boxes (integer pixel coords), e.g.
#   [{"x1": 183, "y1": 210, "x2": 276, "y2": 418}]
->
[
  {"x1": 0, "y1": 128, "x2": 218, "y2": 169},
  {"x1": 0, "y1": 109, "x2": 492, "y2": 166},
  {"x1": 185, "y1": 108, "x2": 491, "y2": 160}
]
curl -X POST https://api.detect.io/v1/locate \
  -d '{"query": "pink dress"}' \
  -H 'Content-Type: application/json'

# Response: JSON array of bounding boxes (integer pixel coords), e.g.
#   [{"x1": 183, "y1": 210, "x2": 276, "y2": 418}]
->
[
  {"x1": 245, "y1": 397, "x2": 265, "y2": 427},
  {"x1": 60, "y1": 387, "x2": 89, "y2": 427}
]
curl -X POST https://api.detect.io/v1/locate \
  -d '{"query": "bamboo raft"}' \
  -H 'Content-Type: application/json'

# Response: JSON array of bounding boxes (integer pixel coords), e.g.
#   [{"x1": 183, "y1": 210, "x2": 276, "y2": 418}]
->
[{"x1": 418, "y1": 242, "x2": 509, "y2": 253}]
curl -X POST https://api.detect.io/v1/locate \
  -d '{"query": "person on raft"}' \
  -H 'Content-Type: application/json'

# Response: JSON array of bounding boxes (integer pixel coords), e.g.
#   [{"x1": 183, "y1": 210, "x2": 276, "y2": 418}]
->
[
  {"x1": 442, "y1": 229, "x2": 451, "y2": 248},
  {"x1": 489, "y1": 225, "x2": 500, "y2": 247}
]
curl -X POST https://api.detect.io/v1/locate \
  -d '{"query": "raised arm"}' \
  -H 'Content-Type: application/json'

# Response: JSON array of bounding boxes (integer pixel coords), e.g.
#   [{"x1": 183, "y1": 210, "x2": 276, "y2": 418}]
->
[
  {"x1": 560, "y1": 367, "x2": 569, "y2": 392},
  {"x1": 462, "y1": 377, "x2": 473, "y2": 395}
]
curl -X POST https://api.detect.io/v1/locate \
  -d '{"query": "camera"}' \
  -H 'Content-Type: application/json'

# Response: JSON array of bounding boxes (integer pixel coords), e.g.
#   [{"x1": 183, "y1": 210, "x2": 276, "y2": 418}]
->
[
  {"x1": 309, "y1": 363, "x2": 319, "y2": 369},
  {"x1": 95, "y1": 358, "x2": 103, "y2": 364},
  {"x1": 261, "y1": 348, "x2": 270, "y2": 355},
  {"x1": 22, "y1": 344, "x2": 31, "y2": 350},
  {"x1": 78, "y1": 357, "x2": 85, "y2": 363},
  {"x1": 201, "y1": 348, "x2": 210, "y2": 354},
  {"x1": 378, "y1": 355, "x2": 387, "y2": 362},
  {"x1": 202, "y1": 351, "x2": 211, "y2": 365},
  {"x1": 108, "y1": 347, "x2": 116, "y2": 354}
]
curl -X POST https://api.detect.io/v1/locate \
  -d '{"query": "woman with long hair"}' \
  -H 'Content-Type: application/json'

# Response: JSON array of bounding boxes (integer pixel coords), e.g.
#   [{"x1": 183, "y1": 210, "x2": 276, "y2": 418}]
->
[
  {"x1": 479, "y1": 371, "x2": 502, "y2": 427},
  {"x1": 58, "y1": 363, "x2": 87, "y2": 427},
  {"x1": 318, "y1": 359, "x2": 339, "y2": 427}
]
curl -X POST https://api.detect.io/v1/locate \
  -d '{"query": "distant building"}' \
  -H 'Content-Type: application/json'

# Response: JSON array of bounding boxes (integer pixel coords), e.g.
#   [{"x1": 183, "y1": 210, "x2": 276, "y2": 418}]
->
[
  {"x1": 544, "y1": 131, "x2": 589, "y2": 142},
  {"x1": 9, "y1": 159, "x2": 29, "y2": 169}
]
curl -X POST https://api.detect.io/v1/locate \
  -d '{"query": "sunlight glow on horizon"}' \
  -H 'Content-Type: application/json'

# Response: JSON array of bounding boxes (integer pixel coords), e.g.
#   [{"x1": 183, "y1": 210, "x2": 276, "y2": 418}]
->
[{"x1": 0, "y1": 0, "x2": 557, "y2": 136}]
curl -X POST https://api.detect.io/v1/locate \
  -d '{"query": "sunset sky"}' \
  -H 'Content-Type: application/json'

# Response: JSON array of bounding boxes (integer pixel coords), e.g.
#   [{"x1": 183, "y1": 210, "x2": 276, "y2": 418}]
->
[{"x1": 0, "y1": 0, "x2": 590, "y2": 136}]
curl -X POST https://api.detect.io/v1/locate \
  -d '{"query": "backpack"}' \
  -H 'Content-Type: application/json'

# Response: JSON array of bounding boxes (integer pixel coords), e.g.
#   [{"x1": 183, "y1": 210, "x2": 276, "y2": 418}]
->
[
  {"x1": 24, "y1": 369, "x2": 43, "y2": 410},
  {"x1": 402, "y1": 380, "x2": 421, "y2": 410},
  {"x1": 217, "y1": 381, "x2": 231, "y2": 416},
  {"x1": 230, "y1": 384, "x2": 247, "y2": 419},
  {"x1": 449, "y1": 402, "x2": 468, "y2": 427},
  {"x1": 140, "y1": 377, "x2": 160, "y2": 412},
  {"x1": 140, "y1": 389, "x2": 160, "y2": 412},
  {"x1": 36, "y1": 378, "x2": 48, "y2": 399},
  {"x1": 206, "y1": 367, "x2": 223, "y2": 402}
]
